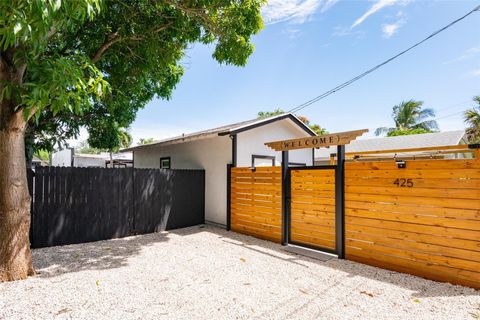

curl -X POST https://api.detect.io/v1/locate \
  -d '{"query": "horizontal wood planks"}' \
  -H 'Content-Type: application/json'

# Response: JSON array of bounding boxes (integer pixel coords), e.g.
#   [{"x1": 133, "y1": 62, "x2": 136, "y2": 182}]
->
[
  {"x1": 344, "y1": 158, "x2": 480, "y2": 288},
  {"x1": 290, "y1": 169, "x2": 336, "y2": 250},
  {"x1": 230, "y1": 167, "x2": 282, "y2": 242}
]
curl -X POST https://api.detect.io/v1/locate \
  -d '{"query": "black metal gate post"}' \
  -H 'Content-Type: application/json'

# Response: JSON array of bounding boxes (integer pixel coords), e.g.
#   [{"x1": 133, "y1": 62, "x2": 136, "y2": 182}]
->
[
  {"x1": 335, "y1": 145, "x2": 346, "y2": 258},
  {"x1": 226, "y1": 164, "x2": 232, "y2": 231},
  {"x1": 281, "y1": 150, "x2": 290, "y2": 245}
]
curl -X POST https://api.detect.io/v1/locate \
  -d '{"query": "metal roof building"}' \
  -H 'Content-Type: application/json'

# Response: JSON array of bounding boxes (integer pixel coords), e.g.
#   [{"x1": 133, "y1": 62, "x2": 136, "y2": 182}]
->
[{"x1": 315, "y1": 130, "x2": 468, "y2": 163}]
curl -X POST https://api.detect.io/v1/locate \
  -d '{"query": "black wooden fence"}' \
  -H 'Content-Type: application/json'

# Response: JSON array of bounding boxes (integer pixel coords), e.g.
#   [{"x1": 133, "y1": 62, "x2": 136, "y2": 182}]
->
[{"x1": 27, "y1": 167, "x2": 205, "y2": 248}]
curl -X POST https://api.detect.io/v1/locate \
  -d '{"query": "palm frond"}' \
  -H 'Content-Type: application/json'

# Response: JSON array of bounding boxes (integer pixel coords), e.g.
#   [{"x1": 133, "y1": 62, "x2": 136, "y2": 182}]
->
[
  {"x1": 375, "y1": 127, "x2": 394, "y2": 136},
  {"x1": 414, "y1": 120, "x2": 438, "y2": 131}
]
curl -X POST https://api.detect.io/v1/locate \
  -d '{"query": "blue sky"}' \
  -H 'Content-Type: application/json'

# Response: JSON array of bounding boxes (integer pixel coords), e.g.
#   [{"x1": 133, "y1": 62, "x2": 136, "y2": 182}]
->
[{"x1": 128, "y1": 0, "x2": 480, "y2": 143}]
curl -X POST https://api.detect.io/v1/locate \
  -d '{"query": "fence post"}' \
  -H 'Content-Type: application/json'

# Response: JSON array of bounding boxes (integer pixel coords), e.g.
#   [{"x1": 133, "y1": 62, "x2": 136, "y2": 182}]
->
[
  {"x1": 335, "y1": 145, "x2": 345, "y2": 259},
  {"x1": 27, "y1": 169, "x2": 35, "y2": 247},
  {"x1": 131, "y1": 168, "x2": 136, "y2": 235},
  {"x1": 226, "y1": 164, "x2": 232, "y2": 231},
  {"x1": 281, "y1": 150, "x2": 289, "y2": 246}
]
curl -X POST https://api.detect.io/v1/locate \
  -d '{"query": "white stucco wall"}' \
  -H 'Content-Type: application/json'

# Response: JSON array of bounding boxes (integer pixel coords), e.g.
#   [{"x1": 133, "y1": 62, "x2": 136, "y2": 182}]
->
[
  {"x1": 74, "y1": 156, "x2": 106, "y2": 168},
  {"x1": 134, "y1": 135, "x2": 232, "y2": 225},
  {"x1": 236, "y1": 118, "x2": 313, "y2": 167},
  {"x1": 51, "y1": 149, "x2": 73, "y2": 167}
]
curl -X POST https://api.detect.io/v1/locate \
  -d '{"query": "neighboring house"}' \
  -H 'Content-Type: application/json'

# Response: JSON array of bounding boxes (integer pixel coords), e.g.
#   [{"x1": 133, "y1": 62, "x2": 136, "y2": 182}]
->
[
  {"x1": 31, "y1": 156, "x2": 48, "y2": 168},
  {"x1": 315, "y1": 130, "x2": 468, "y2": 165},
  {"x1": 122, "y1": 113, "x2": 317, "y2": 226},
  {"x1": 52, "y1": 148, "x2": 133, "y2": 167}
]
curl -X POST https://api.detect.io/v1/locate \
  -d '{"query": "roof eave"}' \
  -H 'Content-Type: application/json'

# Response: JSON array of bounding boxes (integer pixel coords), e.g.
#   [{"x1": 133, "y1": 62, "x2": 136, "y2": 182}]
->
[
  {"x1": 221, "y1": 114, "x2": 316, "y2": 137},
  {"x1": 121, "y1": 131, "x2": 220, "y2": 152}
]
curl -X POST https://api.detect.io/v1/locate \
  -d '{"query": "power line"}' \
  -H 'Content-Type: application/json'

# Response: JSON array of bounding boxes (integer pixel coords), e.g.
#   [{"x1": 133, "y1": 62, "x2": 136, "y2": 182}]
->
[
  {"x1": 435, "y1": 100, "x2": 471, "y2": 113},
  {"x1": 435, "y1": 110, "x2": 465, "y2": 121},
  {"x1": 287, "y1": 4, "x2": 480, "y2": 114}
]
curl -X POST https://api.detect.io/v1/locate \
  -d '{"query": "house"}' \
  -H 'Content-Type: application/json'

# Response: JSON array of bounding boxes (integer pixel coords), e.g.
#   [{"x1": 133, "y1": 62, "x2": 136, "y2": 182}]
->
[
  {"x1": 315, "y1": 130, "x2": 469, "y2": 165},
  {"x1": 122, "y1": 113, "x2": 317, "y2": 226},
  {"x1": 31, "y1": 156, "x2": 48, "y2": 168},
  {"x1": 51, "y1": 148, "x2": 133, "y2": 168}
]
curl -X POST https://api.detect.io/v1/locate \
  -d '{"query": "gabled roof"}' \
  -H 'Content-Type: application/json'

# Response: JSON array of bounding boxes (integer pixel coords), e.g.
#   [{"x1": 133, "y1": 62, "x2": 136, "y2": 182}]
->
[
  {"x1": 315, "y1": 130, "x2": 467, "y2": 159},
  {"x1": 122, "y1": 113, "x2": 316, "y2": 152}
]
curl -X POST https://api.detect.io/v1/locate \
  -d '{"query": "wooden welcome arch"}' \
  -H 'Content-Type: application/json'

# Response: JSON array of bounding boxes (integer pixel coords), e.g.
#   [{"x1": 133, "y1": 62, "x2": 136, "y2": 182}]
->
[
  {"x1": 263, "y1": 129, "x2": 368, "y2": 258},
  {"x1": 264, "y1": 129, "x2": 368, "y2": 151}
]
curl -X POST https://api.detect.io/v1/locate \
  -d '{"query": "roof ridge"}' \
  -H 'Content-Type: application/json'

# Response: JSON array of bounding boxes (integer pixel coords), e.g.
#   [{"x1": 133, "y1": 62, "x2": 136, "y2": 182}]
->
[{"x1": 121, "y1": 112, "x2": 315, "y2": 152}]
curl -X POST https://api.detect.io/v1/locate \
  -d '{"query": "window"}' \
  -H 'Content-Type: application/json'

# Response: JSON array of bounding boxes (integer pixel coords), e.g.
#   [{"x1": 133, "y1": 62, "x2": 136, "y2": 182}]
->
[
  {"x1": 160, "y1": 157, "x2": 171, "y2": 169},
  {"x1": 251, "y1": 155, "x2": 275, "y2": 168}
]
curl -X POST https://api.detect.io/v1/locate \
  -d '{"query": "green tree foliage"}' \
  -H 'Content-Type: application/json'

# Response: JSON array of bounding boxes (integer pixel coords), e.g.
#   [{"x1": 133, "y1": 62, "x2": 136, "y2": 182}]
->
[
  {"x1": 257, "y1": 108, "x2": 284, "y2": 119},
  {"x1": 12, "y1": 0, "x2": 264, "y2": 156},
  {"x1": 375, "y1": 100, "x2": 438, "y2": 136},
  {"x1": 80, "y1": 128, "x2": 131, "y2": 153},
  {"x1": 257, "y1": 109, "x2": 328, "y2": 135},
  {"x1": 33, "y1": 149, "x2": 50, "y2": 162},
  {"x1": 385, "y1": 128, "x2": 432, "y2": 137},
  {"x1": 76, "y1": 141, "x2": 103, "y2": 154},
  {"x1": 138, "y1": 138, "x2": 155, "y2": 145},
  {"x1": 464, "y1": 96, "x2": 480, "y2": 143}
]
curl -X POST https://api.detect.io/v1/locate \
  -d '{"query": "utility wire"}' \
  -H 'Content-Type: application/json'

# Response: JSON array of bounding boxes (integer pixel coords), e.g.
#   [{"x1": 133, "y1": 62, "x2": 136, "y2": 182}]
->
[
  {"x1": 435, "y1": 110, "x2": 466, "y2": 121},
  {"x1": 434, "y1": 100, "x2": 471, "y2": 113},
  {"x1": 287, "y1": 4, "x2": 480, "y2": 114}
]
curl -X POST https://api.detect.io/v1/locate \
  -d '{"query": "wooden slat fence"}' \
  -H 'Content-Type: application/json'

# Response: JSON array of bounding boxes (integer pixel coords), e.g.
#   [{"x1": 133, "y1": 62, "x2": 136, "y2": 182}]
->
[
  {"x1": 290, "y1": 168, "x2": 336, "y2": 250},
  {"x1": 230, "y1": 167, "x2": 282, "y2": 242},
  {"x1": 29, "y1": 166, "x2": 205, "y2": 248},
  {"x1": 344, "y1": 159, "x2": 480, "y2": 288}
]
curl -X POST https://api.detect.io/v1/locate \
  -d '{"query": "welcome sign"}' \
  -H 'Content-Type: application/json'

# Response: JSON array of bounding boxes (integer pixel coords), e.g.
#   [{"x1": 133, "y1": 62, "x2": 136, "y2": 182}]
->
[{"x1": 265, "y1": 129, "x2": 368, "y2": 151}]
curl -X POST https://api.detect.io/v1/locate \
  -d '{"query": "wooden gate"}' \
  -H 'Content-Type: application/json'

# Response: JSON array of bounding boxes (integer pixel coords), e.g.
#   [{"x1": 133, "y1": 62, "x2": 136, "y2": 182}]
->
[
  {"x1": 289, "y1": 167, "x2": 336, "y2": 252},
  {"x1": 229, "y1": 164, "x2": 341, "y2": 254}
]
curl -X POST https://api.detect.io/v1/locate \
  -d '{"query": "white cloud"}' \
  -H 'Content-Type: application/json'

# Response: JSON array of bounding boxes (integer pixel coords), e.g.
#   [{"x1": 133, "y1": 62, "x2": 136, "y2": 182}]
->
[
  {"x1": 262, "y1": 0, "x2": 339, "y2": 25},
  {"x1": 444, "y1": 46, "x2": 480, "y2": 64},
  {"x1": 283, "y1": 27, "x2": 302, "y2": 39},
  {"x1": 351, "y1": 0, "x2": 409, "y2": 29},
  {"x1": 321, "y1": 0, "x2": 340, "y2": 13},
  {"x1": 382, "y1": 23, "x2": 400, "y2": 38},
  {"x1": 471, "y1": 68, "x2": 480, "y2": 77},
  {"x1": 382, "y1": 16, "x2": 406, "y2": 38}
]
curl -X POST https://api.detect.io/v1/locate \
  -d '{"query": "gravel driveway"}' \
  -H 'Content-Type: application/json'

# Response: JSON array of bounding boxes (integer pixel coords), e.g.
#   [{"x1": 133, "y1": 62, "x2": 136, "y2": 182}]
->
[{"x1": 1, "y1": 225, "x2": 479, "y2": 319}]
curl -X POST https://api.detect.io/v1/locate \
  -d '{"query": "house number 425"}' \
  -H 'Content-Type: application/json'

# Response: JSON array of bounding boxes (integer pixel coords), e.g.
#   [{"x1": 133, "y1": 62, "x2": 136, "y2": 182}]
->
[{"x1": 393, "y1": 178, "x2": 414, "y2": 188}]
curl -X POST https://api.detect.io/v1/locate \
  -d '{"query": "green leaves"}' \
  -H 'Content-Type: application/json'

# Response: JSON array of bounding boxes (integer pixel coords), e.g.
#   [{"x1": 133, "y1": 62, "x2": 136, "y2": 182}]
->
[
  {"x1": 464, "y1": 96, "x2": 480, "y2": 143},
  {"x1": 21, "y1": 54, "x2": 108, "y2": 119},
  {"x1": 0, "y1": 0, "x2": 102, "y2": 52},
  {"x1": 3, "y1": 0, "x2": 265, "y2": 154}
]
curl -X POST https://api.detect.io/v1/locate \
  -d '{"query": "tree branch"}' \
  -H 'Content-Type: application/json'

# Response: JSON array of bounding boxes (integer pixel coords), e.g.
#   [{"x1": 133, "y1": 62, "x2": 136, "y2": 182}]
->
[
  {"x1": 91, "y1": 32, "x2": 121, "y2": 63},
  {"x1": 90, "y1": 23, "x2": 173, "y2": 64}
]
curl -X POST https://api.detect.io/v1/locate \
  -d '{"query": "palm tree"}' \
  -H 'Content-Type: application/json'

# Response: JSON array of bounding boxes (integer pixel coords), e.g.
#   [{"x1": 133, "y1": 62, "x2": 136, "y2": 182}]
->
[
  {"x1": 375, "y1": 100, "x2": 438, "y2": 136},
  {"x1": 118, "y1": 129, "x2": 133, "y2": 149},
  {"x1": 138, "y1": 138, "x2": 155, "y2": 145},
  {"x1": 464, "y1": 96, "x2": 480, "y2": 143},
  {"x1": 109, "y1": 128, "x2": 132, "y2": 167}
]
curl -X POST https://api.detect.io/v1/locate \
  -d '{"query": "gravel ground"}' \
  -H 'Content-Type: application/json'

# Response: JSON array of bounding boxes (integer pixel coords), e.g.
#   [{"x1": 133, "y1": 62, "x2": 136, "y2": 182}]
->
[{"x1": 1, "y1": 225, "x2": 479, "y2": 320}]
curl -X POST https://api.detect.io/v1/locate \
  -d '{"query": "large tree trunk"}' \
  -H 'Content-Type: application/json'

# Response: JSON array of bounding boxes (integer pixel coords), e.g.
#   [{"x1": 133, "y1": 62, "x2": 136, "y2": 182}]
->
[{"x1": 0, "y1": 105, "x2": 35, "y2": 281}]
